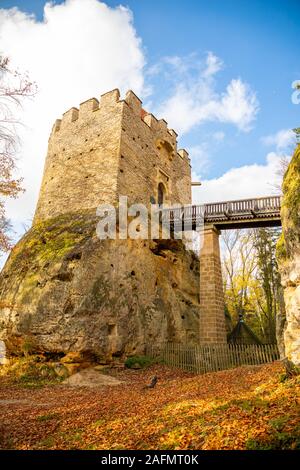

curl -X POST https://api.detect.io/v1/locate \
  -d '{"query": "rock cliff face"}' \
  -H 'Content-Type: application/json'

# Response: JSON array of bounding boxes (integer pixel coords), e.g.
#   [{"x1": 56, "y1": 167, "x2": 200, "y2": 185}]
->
[
  {"x1": 277, "y1": 144, "x2": 300, "y2": 367},
  {"x1": 0, "y1": 210, "x2": 200, "y2": 360}
]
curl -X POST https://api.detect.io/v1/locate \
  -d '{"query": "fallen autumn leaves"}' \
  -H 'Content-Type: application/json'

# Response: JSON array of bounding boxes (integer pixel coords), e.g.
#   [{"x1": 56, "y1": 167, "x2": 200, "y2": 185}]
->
[{"x1": 0, "y1": 362, "x2": 299, "y2": 450}]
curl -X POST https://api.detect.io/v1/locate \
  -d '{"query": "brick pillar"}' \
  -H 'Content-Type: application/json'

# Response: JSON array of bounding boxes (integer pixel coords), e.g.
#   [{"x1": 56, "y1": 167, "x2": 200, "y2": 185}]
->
[{"x1": 199, "y1": 226, "x2": 227, "y2": 344}]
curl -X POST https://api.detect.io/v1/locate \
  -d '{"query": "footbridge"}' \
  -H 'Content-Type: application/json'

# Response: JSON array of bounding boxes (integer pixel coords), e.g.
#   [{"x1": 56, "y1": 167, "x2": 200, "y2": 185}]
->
[
  {"x1": 164, "y1": 195, "x2": 281, "y2": 231},
  {"x1": 162, "y1": 195, "x2": 282, "y2": 345}
]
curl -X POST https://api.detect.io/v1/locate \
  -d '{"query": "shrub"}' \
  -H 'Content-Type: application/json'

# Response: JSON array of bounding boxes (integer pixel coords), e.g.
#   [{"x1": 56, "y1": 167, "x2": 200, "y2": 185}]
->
[
  {"x1": 124, "y1": 355, "x2": 154, "y2": 369},
  {"x1": 0, "y1": 356, "x2": 62, "y2": 388}
]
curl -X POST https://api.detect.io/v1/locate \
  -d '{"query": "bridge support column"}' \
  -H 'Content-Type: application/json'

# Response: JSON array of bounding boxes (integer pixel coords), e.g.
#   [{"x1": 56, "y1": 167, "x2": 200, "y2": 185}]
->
[{"x1": 199, "y1": 226, "x2": 227, "y2": 344}]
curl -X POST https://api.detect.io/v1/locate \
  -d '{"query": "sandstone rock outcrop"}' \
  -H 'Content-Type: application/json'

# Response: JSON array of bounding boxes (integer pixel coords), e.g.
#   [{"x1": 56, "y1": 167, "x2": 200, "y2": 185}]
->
[
  {"x1": 0, "y1": 210, "x2": 200, "y2": 360},
  {"x1": 277, "y1": 144, "x2": 300, "y2": 367}
]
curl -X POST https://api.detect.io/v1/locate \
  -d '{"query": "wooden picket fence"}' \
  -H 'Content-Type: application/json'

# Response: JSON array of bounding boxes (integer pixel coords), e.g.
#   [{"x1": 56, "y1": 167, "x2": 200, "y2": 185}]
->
[{"x1": 145, "y1": 342, "x2": 279, "y2": 374}]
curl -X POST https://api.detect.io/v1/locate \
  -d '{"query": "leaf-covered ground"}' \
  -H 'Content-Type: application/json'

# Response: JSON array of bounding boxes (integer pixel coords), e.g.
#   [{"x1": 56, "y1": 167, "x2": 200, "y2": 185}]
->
[{"x1": 0, "y1": 362, "x2": 299, "y2": 450}]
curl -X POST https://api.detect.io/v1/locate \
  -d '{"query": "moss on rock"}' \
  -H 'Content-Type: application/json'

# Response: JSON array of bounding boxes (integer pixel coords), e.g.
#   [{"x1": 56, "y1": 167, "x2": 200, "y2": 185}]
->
[
  {"x1": 0, "y1": 210, "x2": 200, "y2": 359},
  {"x1": 6, "y1": 209, "x2": 97, "y2": 273},
  {"x1": 277, "y1": 145, "x2": 300, "y2": 262}
]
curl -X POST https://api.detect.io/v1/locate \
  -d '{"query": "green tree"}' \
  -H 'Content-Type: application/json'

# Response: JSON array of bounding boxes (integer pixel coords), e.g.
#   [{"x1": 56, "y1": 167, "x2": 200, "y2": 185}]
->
[
  {"x1": 253, "y1": 228, "x2": 283, "y2": 343},
  {"x1": 222, "y1": 228, "x2": 283, "y2": 343}
]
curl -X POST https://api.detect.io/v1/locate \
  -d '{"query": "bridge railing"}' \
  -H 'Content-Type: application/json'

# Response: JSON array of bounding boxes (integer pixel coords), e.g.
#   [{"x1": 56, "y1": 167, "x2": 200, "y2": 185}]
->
[
  {"x1": 204, "y1": 195, "x2": 281, "y2": 218},
  {"x1": 166, "y1": 205, "x2": 204, "y2": 221},
  {"x1": 160, "y1": 196, "x2": 281, "y2": 225}
]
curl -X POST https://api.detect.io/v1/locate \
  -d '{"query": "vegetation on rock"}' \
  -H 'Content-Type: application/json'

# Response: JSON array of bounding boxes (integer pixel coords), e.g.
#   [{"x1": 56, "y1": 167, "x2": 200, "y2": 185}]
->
[
  {"x1": 5, "y1": 210, "x2": 96, "y2": 273},
  {"x1": 277, "y1": 144, "x2": 300, "y2": 262}
]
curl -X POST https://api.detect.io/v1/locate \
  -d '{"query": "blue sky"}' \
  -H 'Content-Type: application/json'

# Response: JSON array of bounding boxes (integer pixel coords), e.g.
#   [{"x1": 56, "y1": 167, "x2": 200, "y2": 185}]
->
[
  {"x1": 0, "y1": 0, "x2": 299, "y2": 233},
  {"x1": 116, "y1": 0, "x2": 300, "y2": 178}
]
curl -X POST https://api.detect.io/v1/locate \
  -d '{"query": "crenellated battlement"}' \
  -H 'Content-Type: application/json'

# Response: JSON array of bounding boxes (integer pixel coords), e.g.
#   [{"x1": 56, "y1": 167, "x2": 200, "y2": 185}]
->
[
  {"x1": 51, "y1": 89, "x2": 120, "y2": 133},
  {"x1": 49, "y1": 89, "x2": 189, "y2": 162},
  {"x1": 34, "y1": 88, "x2": 191, "y2": 223}
]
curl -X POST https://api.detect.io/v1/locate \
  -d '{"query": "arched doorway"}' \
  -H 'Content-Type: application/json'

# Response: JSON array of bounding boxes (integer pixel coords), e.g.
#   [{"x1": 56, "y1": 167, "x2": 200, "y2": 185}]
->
[{"x1": 158, "y1": 182, "x2": 166, "y2": 206}]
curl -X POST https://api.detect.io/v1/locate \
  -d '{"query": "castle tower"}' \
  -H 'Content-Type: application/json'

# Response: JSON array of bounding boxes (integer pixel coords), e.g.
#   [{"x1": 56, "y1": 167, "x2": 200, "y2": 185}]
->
[
  {"x1": 0, "y1": 89, "x2": 199, "y2": 359},
  {"x1": 34, "y1": 89, "x2": 191, "y2": 223}
]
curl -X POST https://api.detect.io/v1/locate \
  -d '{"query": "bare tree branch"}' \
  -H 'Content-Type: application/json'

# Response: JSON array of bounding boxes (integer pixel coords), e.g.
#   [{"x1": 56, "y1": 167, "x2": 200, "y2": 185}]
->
[{"x1": 0, "y1": 56, "x2": 36, "y2": 252}]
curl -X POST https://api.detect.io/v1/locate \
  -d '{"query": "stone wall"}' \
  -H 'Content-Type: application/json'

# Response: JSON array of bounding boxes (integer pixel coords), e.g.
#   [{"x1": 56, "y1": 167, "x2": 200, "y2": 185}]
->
[
  {"x1": 34, "y1": 90, "x2": 123, "y2": 223},
  {"x1": 34, "y1": 89, "x2": 191, "y2": 224},
  {"x1": 118, "y1": 91, "x2": 191, "y2": 208}
]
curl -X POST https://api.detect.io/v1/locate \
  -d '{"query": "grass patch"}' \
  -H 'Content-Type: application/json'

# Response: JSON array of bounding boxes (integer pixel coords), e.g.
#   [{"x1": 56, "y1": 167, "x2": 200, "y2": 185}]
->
[
  {"x1": 36, "y1": 436, "x2": 55, "y2": 449},
  {"x1": 232, "y1": 397, "x2": 269, "y2": 412},
  {"x1": 246, "y1": 431, "x2": 300, "y2": 450},
  {"x1": 269, "y1": 415, "x2": 291, "y2": 431},
  {"x1": 37, "y1": 412, "x2": 59, "y2": 422},
  {"x1": 91, "y1": 419, "x2": 106, "y2": 428},
  {"x1": 59, "y1": 428, "x2": 84, "y2": 448}
]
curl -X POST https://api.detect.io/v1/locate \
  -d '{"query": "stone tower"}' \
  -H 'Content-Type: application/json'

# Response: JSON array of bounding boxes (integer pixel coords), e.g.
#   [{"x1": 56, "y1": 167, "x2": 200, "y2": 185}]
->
[
  {"x1": 0, "y1": 89, "x2": 200, "y2": 360},
  {"x1": 34, "y1": 89, "x2": 191, "y2": 223}
]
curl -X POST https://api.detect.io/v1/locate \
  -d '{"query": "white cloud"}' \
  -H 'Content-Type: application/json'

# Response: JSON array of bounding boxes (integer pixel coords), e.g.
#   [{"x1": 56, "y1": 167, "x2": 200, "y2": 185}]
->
[
  {"x1": 192, "y1": 152, "x2": 285, "y2": 204},
  {"x1": 0, "y1": 0, "x2": 145, "y2": 228},
  {"x1": 0, "y1": 1, "x2": 264, "y2": 265},
  {"x1": 193, "y1": 127, "x2": 294, "y2": 206},
  {"x1": 261, "y1": 128, "x2": 296, "y2": 152},
  {"x1": 212, "y1": 131, "x2": 225, "y2": 141},
  {"x1": 217, "y1": 79, "x2": 258, "y2": 131},
  {"x1": 148, "y1": 52, "x2": 223, "y2": 80},
  {"x1": 202, "y1": 51, "x2": 223, "y2": 78},
  {"x1": 189, "y1": 145, "x2": 211, "y2": 177},
  {"x1": 155, "y1": 53, "x2": 259, "y2": 135}
]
